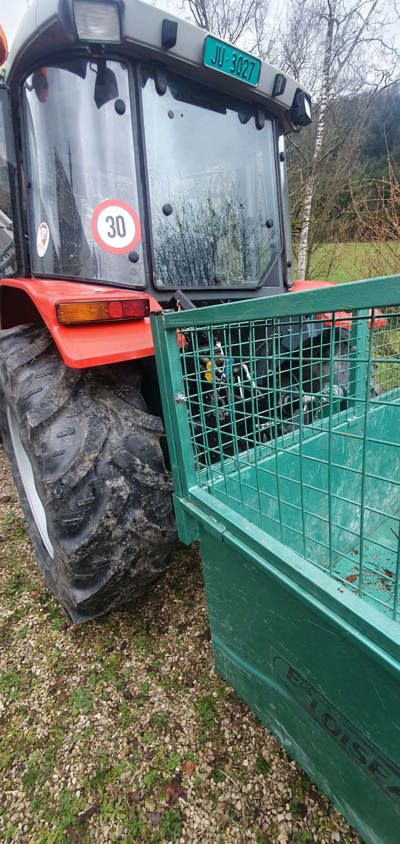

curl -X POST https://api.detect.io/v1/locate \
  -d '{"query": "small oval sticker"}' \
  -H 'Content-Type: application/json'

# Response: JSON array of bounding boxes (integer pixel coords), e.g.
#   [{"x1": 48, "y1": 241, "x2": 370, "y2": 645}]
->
[{"x1": 37, "y1": 222, "x2": 50, "y2": 258}]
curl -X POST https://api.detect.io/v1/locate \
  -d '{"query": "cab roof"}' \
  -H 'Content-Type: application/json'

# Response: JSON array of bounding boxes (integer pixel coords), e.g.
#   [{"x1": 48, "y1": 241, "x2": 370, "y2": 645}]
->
[{"x1": 6, "y1": 0, "x2": 308, "y2": 133}]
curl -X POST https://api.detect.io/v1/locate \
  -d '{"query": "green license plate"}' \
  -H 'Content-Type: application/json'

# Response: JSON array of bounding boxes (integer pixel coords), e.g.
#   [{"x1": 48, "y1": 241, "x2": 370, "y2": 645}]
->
[{"x1": 203, "y1": 35, "x2": 261, "y2": 87}]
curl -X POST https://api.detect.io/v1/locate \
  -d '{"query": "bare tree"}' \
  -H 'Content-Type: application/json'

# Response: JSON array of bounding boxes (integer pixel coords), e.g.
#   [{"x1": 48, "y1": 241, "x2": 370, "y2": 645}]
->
[
  {"x1": 286, "y1": 0, "x2": 399, "y2": 278},
  {"x1": 182, "y1": 0, "x2": 270, "y2": 47},
  {"x1": 349, "y1": 151, "x2": 400, "y2": 276},
  {"x1": 164, "y1": 0, "x2": 400, "y2": 280},
  {"x1": 296, "y1": 0, "x2": 337, "y2": 278}
]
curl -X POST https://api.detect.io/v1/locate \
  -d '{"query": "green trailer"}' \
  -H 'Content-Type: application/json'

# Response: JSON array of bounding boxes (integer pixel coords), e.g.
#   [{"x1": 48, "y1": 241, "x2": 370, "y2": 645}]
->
[{"x1": 152, "y1": 275, "x2": 400, "y2": 844}]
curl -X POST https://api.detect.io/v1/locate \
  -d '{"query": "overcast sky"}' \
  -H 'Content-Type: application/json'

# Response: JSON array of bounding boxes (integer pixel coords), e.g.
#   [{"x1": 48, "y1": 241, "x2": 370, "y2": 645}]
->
[
  {"x1": 3, "y1": 0, "x2": 397, "y2": 71},
  {"x1": 2, "y1": 0, "x2": 29, "y2": 46}
]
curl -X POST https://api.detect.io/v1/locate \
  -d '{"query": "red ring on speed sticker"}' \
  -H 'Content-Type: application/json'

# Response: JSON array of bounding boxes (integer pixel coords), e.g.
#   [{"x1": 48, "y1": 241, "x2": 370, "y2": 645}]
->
[{"x1": 91, "y1": 199, "x2": 142, "y2": 255}]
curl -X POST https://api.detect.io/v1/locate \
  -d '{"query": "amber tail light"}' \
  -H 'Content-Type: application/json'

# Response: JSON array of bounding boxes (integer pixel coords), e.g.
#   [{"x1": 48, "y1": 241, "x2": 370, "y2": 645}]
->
[{"x1": 56, "y1": 298, "x2": 150, "y2": 325}]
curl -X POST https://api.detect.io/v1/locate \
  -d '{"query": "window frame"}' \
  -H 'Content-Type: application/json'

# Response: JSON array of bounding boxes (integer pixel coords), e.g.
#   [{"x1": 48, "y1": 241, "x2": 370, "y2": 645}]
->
[{"x1": 0, "y1": 84, "x2": 25, "y2": 278}]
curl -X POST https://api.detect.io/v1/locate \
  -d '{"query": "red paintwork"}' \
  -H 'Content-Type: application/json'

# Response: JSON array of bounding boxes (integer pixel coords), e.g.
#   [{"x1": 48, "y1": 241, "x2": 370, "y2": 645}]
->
[
  {"x1": 0, "y1": 278, "x2": 161, "y2": 369},
  {"x1": 291, "y1": 278, "x2": 350, "y2": 325},
  {"x1": 291, "y1": 279, "x2": 334, "y2": 293},
  {"x1": 291, "y1": 278, "x2": 386, "y2": 329},
  {"x1": 0, "y1": 25, "x2": 8, "y2": 66},
  {"x1": 0, "y1": 276, "x2": 385, "y2": 370}
]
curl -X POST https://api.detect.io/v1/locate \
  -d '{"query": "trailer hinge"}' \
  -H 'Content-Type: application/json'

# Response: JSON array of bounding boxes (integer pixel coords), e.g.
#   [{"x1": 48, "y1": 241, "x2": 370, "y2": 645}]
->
[{"x1": 174, "y1": 393, "x2": 187, "y2": 404}]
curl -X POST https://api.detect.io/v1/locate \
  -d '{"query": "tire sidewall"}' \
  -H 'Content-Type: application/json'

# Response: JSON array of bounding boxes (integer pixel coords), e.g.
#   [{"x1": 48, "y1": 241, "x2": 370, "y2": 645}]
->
[{"x1": 0, "y1": 399, "x2": 55, "y2": 579}]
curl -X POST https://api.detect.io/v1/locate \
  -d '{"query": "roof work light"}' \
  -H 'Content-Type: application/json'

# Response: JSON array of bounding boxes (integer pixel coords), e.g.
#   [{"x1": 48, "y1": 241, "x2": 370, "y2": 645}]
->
[
  {"x1": 291, "y1": 89, "x2": 312, "y2": 126},
  {"x1": 73, "y1": 0, "x2": 121, "y2": 43}
]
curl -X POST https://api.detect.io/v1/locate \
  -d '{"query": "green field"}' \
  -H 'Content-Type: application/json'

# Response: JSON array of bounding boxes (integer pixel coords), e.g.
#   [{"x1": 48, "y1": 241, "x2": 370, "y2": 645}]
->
[{"x1": 304, "y1": 242, "x2": 400, "y2": 283}]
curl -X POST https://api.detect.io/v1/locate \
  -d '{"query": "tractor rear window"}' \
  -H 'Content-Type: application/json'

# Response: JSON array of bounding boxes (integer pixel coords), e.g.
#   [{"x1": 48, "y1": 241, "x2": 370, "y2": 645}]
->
[
  {"x1": 23, "y1": 61, "x2": 145, "y2": 287},
  {"x1": 141, "y1": 68, "x2": 282, "y2": 289}
]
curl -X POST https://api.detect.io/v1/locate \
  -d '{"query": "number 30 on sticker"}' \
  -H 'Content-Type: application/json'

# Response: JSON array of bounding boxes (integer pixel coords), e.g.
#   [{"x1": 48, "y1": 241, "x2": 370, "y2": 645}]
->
[{"x1": 91, "y1": 200, "x2": 141, "y2": 254}]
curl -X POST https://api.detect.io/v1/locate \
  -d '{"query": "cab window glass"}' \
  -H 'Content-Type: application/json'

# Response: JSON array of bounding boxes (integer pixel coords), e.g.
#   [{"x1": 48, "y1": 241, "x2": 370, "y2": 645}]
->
[
  {"x1": 141, "y1": 68, "x2": 282, "y2": 289},
  {"x1": 23, "y1": 62, "x2": 145, "y2": 287}
]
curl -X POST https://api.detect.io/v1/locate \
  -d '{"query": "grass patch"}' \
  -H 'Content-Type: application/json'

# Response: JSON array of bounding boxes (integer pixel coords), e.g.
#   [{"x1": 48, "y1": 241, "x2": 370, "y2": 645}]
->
[
  {"x1": 2, "y1": 510, "x2": 27, "y2": 539},
  {"x1": 24, "y1": 747, "x2": 57, "y2": 790},
  {"x1": 70, "y1": 687, "x2": 93, "y2": 715},
  {"x1": 305, "y1": 241, "x2": 400, "y2": 284},
  {"x1": 142, "y1": 767, "x2": 159, "y2": 792},
  {"x1": 3, "y1": 570, "x2": 32, "y2": 598},
  {"x1": 160, "y1": 808, "x2": 182, "y2": 841},
  {"x1": 3, "y1": 825, "x2": 18, "y2": 842},
  {"x1": 292, "y1": 770, "x2": 313, "y2": 801},
  {"x1": 0, "y1": 669, "x2": 23, "y2": 701},
  {"x1": 255, "y1": 755, "x2": 271, "y2": 777},
  {"x1": 56, "y1": 787, "x2": 84, "y2": 830},
  {"x1": 133, "y1": 630, "x2": 153, "y2": 654},
  {"x1": 195, "y1": 695, "x2": 219, "y2": 729},
  {"x1": 152, "y1": 712, "x2": 169, "y2": 730},
  {"x1": 142, "y1": 730, "x2": 156, "y2": 745},
  {"x1": 291, "y1": 832, "x2": 313, "y2": 843},
  {"x1": 166, "y1": 752, "x2": 180, "y2": 773},
  {"x1": 0, "y1": 448, "x2": 360, "y2": 844}
]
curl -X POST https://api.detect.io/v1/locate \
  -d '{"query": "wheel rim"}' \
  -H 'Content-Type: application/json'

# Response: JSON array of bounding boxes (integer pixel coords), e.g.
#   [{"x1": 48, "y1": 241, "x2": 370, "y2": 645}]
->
[{"x1": 6, "y1": 405, "x2": 54, "y2": 558}]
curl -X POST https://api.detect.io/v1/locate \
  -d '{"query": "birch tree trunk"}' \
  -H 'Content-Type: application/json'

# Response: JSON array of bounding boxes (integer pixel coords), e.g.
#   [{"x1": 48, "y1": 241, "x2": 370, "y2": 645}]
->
[{"x1": 297, "y1": 0, "x2": 336, "y2": 279}]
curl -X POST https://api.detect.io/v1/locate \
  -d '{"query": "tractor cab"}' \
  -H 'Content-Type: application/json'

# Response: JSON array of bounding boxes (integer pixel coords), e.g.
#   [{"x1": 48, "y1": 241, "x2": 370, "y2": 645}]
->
[{"x1": 1, "y1": 0, "x2": 312, "y2": 306}]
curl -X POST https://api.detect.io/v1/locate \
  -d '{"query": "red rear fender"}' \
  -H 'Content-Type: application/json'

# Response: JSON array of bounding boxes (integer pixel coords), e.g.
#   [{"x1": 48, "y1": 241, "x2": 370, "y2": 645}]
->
[{"x1": 0, "y1": 278, "x2": 161, "y2": 369}]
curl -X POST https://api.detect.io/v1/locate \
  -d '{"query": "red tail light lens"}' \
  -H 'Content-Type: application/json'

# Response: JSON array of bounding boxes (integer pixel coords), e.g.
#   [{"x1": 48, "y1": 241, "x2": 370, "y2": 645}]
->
[{"x1": 56, "y1": 298, "x2": 150, "y2": 325}]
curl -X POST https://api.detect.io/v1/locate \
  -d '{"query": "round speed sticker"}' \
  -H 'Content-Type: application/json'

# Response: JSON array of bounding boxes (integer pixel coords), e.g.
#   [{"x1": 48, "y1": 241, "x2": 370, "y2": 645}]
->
[{"x1": 91, "y1": 200, "x2": 141, "y2": 255}]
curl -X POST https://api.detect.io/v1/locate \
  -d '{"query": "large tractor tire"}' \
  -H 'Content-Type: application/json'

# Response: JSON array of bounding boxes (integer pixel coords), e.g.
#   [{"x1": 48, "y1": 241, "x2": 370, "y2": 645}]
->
[{"x1": 0, "y1": 324, "x2": 176, "y2": 622}]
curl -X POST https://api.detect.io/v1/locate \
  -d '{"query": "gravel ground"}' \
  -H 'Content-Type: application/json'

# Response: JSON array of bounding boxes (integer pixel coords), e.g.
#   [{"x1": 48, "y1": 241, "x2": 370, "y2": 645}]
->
[{"x1": 0, "y1": 446, "x2": 362, "y2": 844}]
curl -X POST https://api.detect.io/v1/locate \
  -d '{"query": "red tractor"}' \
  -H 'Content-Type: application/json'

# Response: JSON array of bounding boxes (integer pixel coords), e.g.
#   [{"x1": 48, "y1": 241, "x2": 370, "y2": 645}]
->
[{"x1": 0, "y1": 0, "x2": 316, "y2": 622}]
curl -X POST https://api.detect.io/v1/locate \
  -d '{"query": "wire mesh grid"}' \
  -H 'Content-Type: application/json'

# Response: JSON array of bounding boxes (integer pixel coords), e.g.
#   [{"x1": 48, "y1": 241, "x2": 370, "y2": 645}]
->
[{"x1": 178, "y1": 306, "x2": 400, "y2": 620}]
